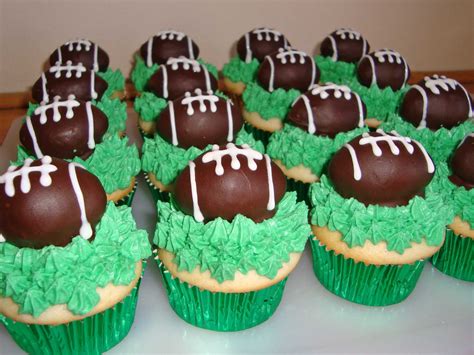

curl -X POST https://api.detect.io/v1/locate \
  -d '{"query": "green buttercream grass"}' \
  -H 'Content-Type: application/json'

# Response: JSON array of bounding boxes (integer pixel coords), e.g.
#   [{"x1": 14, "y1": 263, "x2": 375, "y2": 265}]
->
[
  {"x1": 267, "y1": 125, "x2": 367, "y2": 177},
  {"x1": 155, "y1": 192, "x2": 310, "y2": 283},
  {"x1": 382, "y1": 113, "x2": 474, "y2": 163},
  {"x1": 97, "y1": 68, "x2": 125, "y2": 97},
  {"x1": 310, "y1": 175, "x2": 453, "y2": 254},
  {"x1": 242, "y1": 82, "x2": 301, "y2": 121},
  {"x1": 314, "y1": 55, "x2": 357, "y2": 85},
  {"x1": 222, "y1": 56, "x2": 260, "y2": 85},
  {"x1": 131, "y1": 54, "x2": 219, "y2": 92},
  {"x1": 142, "y1": 128, "x2": 265, "y2": 185},
  {"x1": 134, "y1": 92, "x2": 168, "y2": 122},
  {"x1": 0, "y1": 203, "x2": 151, "y2": 318}
]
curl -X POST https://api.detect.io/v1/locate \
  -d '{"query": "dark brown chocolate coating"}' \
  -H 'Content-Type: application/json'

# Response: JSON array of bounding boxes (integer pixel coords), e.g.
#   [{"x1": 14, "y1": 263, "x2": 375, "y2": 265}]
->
[
  {"x1": 236, "y1": 28, "x2": 290, "y2": 62},
  {"x1": 156, "y1": 94, "x2": 243, "y2": 149},
  {"x1": 288, "y1": 85, "x2": 366, "y2": 137},
  {"x1": 174, "y1": 145, "x2": 287, "y2": 222},
  {"x1": 147, "y1": 61, "x2": 218, "y2": 100},
  {"x1": 140, "y1": 32, "x2": 199, "y2": 66},
  {"x1": 257, "y1": 49, "x2": 320, "y2": 92},
  {"x1": 320, "y1": 29, "x2": 369, "y2": 63},
  {"x1": 329, "y1": 131, "x2": 435, "y2": 206},
  {"x1": 0, "y1": 158, "x2": 106, "y2": 248},
  {"x1": 400, "y1": 75, "x2": 472, "y2": 130},
  {"x1": 357, "y1": 49, "x2": 410, "y2": 91},
  {"x1": 32, "y1": 68, "x2": 108, "y2": 103},
  {"x1": 20, "y1": 100, "x2": 108, "y2": 160},
  {"x1": 49, "y1": 40, "x2": 109, "y2": 72},
  {"x1": 450, "y1": 135, "x2": 474, "y2": 190}
]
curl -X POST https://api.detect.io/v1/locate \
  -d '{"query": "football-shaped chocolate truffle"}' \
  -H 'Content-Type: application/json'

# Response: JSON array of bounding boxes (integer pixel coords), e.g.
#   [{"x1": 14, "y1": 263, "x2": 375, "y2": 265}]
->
[
  {"x1": 258, "y1": 48, "x2": 319, "y2": 92},
  {"x1": 140, "y1": 30, "x2": 199, "y2": 67},
  {"x1": 147, "y1": 57, "x2": 218, "y2": 100},
  {"x1": 19, "y1": 95, "x2": 109, "y2": 160},
  {"x1": 288, "y1": 83, "x2": 366, "y2": 137},
  {"x1": 174, "y1": 143, "x2": 287, "y2": 222},
  {"x1": 156, "y1": 90, "x2": 243, "y2": 149},
  {"x1": 0, "y1": 157, "x2": 107, "y2": 248},
  {"x1": 49, "y1": 39, "x2": 109, "y2": 72},
  {"x1": 329, "y1": 130, "x2": 435, "y2": 206},
  {"x1": 32, "y1": 62, "x2": 108, "y2": 103},
  {"x1": 400, "y1": 75, "x2": 473, "y2": 130},
  {"x1": 236, "y1": 27, "x2": 290, "y2": 63},
  {"x1": 320, "y1": 28, "x2": 370, "y2": 63},
  {"x1": 357, "y1": 49, "x2": 410, "y2": 91},
  {"x1": 450, "y1": 134, "x2": 474, "y2": 189}
]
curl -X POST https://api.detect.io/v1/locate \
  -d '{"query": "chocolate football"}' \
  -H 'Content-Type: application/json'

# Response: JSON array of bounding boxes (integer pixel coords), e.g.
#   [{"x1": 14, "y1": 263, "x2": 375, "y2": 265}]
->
[
  {"x1": 257, "y1": 48, "x2": 319, "y2": 92},
  {"x1": 49, "y1": 39, "x2": 110, "y2": 72},
  {"x1": 328, "y1": 130, "x2": 435, "y2": 206},
  {"x1": 288, "y1": 83, "x2": 366, "y2": 137},
  {"x1": 400, "y1": 75, "x2": 473, "y2": 130},
  {"x1": 236, "y1": 27, "x2": 290, "y2": 62},
  {"x1": 19, "y1": 96, "x2": 109, "y2": 160},
  {"x1": 156, "y1": 91, "x2": 243, "y2": 149},
  {"x1": 32, "y1": 63, "x2": 108, "y2": 103},
  {"x1": 449, "y1": 134, "x2": 474, "y2": 190},
  {"x1": 140, "y1": 30, "x2": 199, "y2": 67},
  {"x1": 320, "y1": 28, "x2": 370, "y2": 63},
  {"x1": 174, "y1": 143, "x2": 287, "y2": 223},
  {"x1": 146, "y1": 57, "x2": 218, "y2": 100},
  {"x1": 357, "y1": 49, "x2": 410, "y2": 91},
  {"x1": 0, "y1": 157, "x2": 107, "y2": 249}
]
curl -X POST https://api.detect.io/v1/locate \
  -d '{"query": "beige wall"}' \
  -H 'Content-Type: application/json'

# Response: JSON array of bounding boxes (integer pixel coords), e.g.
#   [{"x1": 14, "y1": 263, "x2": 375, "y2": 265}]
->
[{"x1": 0, "y1": 0, "x2": 473, "y2": 93}]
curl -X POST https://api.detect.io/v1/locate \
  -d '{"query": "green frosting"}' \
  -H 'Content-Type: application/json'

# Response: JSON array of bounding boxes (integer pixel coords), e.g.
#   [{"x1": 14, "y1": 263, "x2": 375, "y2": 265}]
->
[
  {"x1": 314, "y1": 55, "x2": 357, "y2": 85},
  {"x1": 242, "y1": 82, "x2": 301, "y2": 121},
  {"x1": 346, "y1": 77, "x2": 409, "y2": 120},
  {"x1": 155, "y1": 192, "x2": 310, "y2": 283},
  {"x1": 131, "y1": 54, "x2": 219, "y2": 93},
  {"x1": 0, "y1": 203, "x2": 151, "y2": 318},
  {"x1": 267, "y1": 125, "x2": 367, "y2": 177},
  {"x1": 134, "y1": 92, "x2": 168, "y2": 122},
  {"x1": 142, "y1": 128, "x2": 265, "y2": 185},
  {"x1": 309, "y1": 175, "x2": 453, "y2": 254},
  {"x1": 222, "y1": 56, "x2": 260, "y2": 85},
  {"x1": 97, "y1": 68, "x2": 125, "y2": 97},
  {"x1": 381, "y1": 113, "x2": 474, "y2": 163}
]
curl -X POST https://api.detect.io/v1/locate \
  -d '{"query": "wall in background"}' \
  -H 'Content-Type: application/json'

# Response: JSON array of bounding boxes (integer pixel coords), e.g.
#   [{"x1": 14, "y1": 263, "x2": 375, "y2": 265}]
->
[{"x1": 0, "y1": 0, "x2": 473, "y2": 92}]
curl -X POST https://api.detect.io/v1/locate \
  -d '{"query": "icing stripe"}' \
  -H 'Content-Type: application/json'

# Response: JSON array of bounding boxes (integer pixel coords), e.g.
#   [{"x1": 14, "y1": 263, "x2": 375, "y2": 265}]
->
[
  {"x1": 354, "y1": 93, "x2": 365, "y2": 127},
  {"x1": 412, "y1": 85, "x2": 428, "y2": 129},
  {"x1": 25, "y1": 116, "x2": 44, "y2": 158},
  {"x1": 203, "y1": 66, "x2": 211, "y2": 92},
  {"x1": 401, "y1": 56, "x2": 409, "y2": 87},
  {"x1": 267, "y1": 56, "x2": 275, "y2": 92},
  {"x1": 85, "y1": 102, "x2": 95, "y2": 149},
  {"x1": 301, "y1": 94, "x2": 316, "y2": 134},
  {"x1": 344, "y1": 144, "x2": 362, "y2": 181},
  {"x1": 226, "y1": 100, "x2": 234, "y2": 142},
  {"x1": 41, "y1": 73, "x2": 49, "y2": 103},
  {"x1": 309, "y1": 58, "x2": 317, "y2": 88},
  {"x1": 187, "y1": 37, "x2": 194, "y2": 59},
  {"x1": 90, "y1": 71, "x2": 98, "y2": 99},
  {"x1": 147, "y1": 37, "x2": 154, "y2": 67},
  {"x1": 162, "y1": 65, "x2": 169, "y2": 98},
  {"x1": 93, "y1": 43, "x2": 99, "y2": 72},
  {"x1": 328, "y1": 35, "x2": 338, "y2": 61},
  {"x1": 68, "y1": 163, "x2": 93, "y2": 239},
  {"x1": 245, "y1": 33, "x2": 252, "y2": 63},
  {"x1": 57, "y1": 48, "x2": 62, "y2": 63},
  {"x1": 264, "y1": 154, "x2": 275, "y2": 210},
  {"x1": 362, "y1": 38, "x2": 367, "y2": 57},
  {"x1": 412, "y1": 140, "x2": 435, "y2": 174},
  {"x1": 0, "y1": 234, "x2": 4, "y2": 243},
  {"x1": 168, "y1": 101, "x2": 178, "y2": 146},
  {"x1": 189, "y1": 161, "x2": 204, "y2": 222},
  {"x1": 458, "y1": 84, "x2": 473, "y2": 118}
]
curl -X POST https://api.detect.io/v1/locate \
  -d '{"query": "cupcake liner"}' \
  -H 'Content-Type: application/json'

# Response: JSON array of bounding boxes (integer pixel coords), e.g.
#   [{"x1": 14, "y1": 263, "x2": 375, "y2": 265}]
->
[
  {"x1": 244, "y1": 123, "x2": 272, "y2": 147},
  {"x1": 157, "y1": 258, "x2": 287, "y2": 332},
  {"x1": 286, "y1": 178, "x2": 311, "y2": 205},
  {"x1": 115, "y1": 180, "x2": 138, "y2": 207},
  {"x1": 309, "y1": 238, "x2": 425, "y2": 306},
  {"x1": 144, "y1": 172, "x2": 170, "y2": 204},
  {"x1": 1, "y1": 278, "x2": 142, "y2": 355},
  {"x1": 431, "y1": 228, "x2": 474, "y2": 282}
]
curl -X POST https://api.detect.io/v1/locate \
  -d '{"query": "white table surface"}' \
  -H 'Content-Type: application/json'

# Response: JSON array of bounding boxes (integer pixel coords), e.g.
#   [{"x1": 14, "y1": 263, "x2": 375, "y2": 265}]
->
[{"x1": 0, "y1": 111, "x2": 473, "y2": 354}]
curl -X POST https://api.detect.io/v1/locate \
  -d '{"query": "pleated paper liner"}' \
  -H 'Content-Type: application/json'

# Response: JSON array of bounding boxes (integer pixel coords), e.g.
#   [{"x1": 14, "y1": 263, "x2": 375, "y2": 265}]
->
[
  {"x1": 156, "y1": 256, "x2": 287, "y2": 332},
  {"x1": 244, "y1": 123, "x2": 272, "y2": 147},
  {"x1": 143, "y1": 172, "x2": 170, "y2": 204},
  {"x1": 431, "y1": 228, "x2": 474, "y2": 282},
  {"x1": 286, "y1": 178, "x2": 311, "y2": 205},
  {"x1": 309, "y1": 238, "x2": 425, "y2": 306},
  {"x1": 115, "y1": 179, "x2": 138, "y2": 207},
  {"x1": 1, "y1": 272, "x2": 144, "y2": 355}
]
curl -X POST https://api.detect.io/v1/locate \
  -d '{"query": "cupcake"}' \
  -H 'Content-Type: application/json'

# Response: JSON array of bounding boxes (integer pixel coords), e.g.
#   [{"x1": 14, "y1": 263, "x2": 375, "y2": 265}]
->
[
  {"x1": 242, "y1": 48, "x2": 320, "y2": 143},
  {"x1": 267, "y1": 83, "x2": 367, "y2": 202},
  {"x1": 0, "y1": 157, "x2": 150, "y2": 354},
  {"x1": 134, "y1": 56, "x2": 219, "y2": 135},
  {"x1": 16, "y1": 96, "x2": 140, "y2": 206},
  {"x1": 309, "y1": 130, "x2": 451, "y2": 306},
  {"x1": 154, "y1": 143, "x2": 310, "y2": 331},
  {"x1": 315, "y1": 28, "x2": 370, "y2": 85},
  {"x1": 141, "y1": 90, "x2": 264, "y2": 202},
  {"x1": 347, "y1": 48, "x2": 411, "y2": 127},
  {"x1": 382, "y1": 74, "x2": 474, "y2": 162},
  {"x1": 48, "y1": 39, "x2": 126, "y2": 99},
  {"x1": 222, "y1": 27, "x2": 291, "y2": 96},
  {"x1": 430, "y1": 134, "x2": 474, "y2": 281}
]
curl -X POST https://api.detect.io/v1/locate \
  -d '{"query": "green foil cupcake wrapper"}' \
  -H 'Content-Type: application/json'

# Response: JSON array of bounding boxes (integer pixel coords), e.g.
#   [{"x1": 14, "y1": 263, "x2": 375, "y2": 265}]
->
[
  {"x1": 144, "y1": 172, "x2": 170, "y2": 204},
  {"x1": 309, "y1": 238, "x2": 425, "y2": 306},
  {"x1": 115, "y1": 180, "x2": 138, "y2": 207},
  {"x1": 157, "y1": 258, "x2": 287, "y2": 332},
  {"x1": 1, "y1": 278, "x2": 142, "y2": 355},
  {"x1": 431, "y1": 228, "x2": 474, "y2": 282}
]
